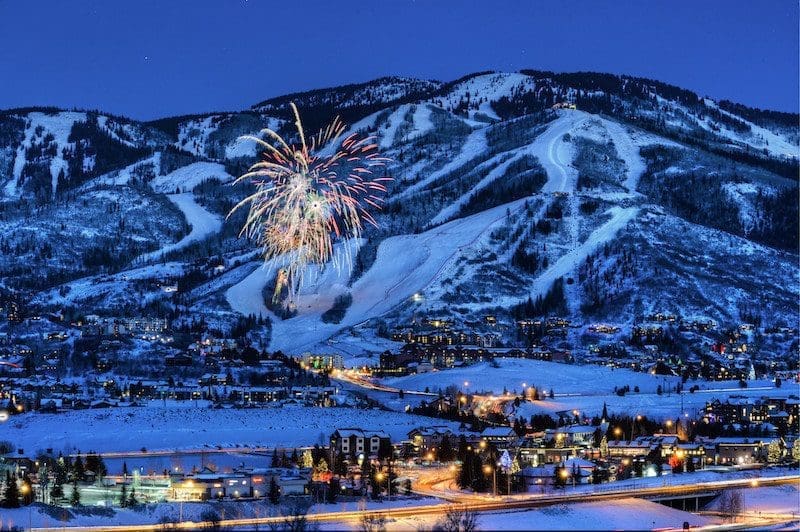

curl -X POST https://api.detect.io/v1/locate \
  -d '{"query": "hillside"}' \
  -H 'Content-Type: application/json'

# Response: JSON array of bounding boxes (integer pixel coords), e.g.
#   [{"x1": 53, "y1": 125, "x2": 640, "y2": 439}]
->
[{"x1": 0, "y1": 70, "x2": 797, "y2": 359}]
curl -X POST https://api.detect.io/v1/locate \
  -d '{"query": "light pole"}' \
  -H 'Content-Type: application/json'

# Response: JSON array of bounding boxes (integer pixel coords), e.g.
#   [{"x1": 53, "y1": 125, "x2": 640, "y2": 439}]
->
[
  {"x1": 483, "y1": 464, "x2": 496, "y2": 496},
  {"x1": 20, "y1": 483, "x2": 32, "y2": 531}
]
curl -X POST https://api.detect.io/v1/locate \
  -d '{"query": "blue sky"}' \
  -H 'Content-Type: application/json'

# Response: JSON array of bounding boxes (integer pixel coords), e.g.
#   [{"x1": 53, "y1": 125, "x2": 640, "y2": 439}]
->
[{"x1": 1, "y1": 0, "x2": 797, "y2": 119}]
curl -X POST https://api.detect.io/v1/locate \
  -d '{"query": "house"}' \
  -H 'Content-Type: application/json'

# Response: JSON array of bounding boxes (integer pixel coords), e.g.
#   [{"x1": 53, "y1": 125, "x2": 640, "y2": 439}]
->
[
  {"x1": 517, "y1": 464, "x2": 558, "y2": 491},
  {"x1": 545, "y1": 425, "x2": 598, "y2": 447},
  {"x1": 407, "y1": 426, "x2": 455, "y2": 454},
  {"x1": 330, "y1": 429, "x2": 391, "y2": 460},
  {"x1": 480, "y1": 427, "x2": 517, "y2": 447},
  {"x1": 712, "y1": 437, "x2": 781, "y2": 465}
]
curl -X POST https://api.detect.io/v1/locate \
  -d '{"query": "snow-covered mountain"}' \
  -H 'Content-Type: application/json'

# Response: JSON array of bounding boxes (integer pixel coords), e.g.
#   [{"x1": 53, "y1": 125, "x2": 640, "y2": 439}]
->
[{"x1": 0, "y1": 71, "x2": 797, "y2": 356}]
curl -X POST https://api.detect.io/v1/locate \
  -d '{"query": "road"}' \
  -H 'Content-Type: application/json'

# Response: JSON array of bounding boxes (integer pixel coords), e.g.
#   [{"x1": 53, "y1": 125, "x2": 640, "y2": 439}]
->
[{"x1": 29, "y1": 474, "x2": 799, "y2": 531}]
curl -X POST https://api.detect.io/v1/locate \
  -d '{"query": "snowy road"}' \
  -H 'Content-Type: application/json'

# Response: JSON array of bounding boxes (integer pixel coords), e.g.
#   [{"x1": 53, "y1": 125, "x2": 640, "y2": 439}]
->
[{"x1": 137, "y1": 193, "x2": 221, "y2": 263}]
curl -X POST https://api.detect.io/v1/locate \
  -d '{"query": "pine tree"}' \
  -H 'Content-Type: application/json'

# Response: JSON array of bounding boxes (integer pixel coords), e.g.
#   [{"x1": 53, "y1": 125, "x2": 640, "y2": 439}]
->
[
  {"x1": 73, "y1": 454, "x2": 85, "y2": 482},
  {"x1": 119, "y1": 483, "x2": 128, "y2": 507},
  {"x1": 271, "y1": 449, "x2": 280, "y2": 467},
  {"x1": 268, "y1": 477, "x2": 280, "y2": 504},
  {"x1": 2, "y1": 472, "x2": 20, "y2": 508},
  {"x1": 69, "y1": 480, "x2": 81, "y2": 506},
  {"x1": 127, "y1": 486, "x2": 137, "y2": 507}
]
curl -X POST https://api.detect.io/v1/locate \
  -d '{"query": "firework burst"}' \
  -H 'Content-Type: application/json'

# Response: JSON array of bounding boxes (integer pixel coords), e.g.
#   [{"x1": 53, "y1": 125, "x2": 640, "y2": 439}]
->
[{"x1": 229, "y1": 103, "x2": 391, "y2": 306}]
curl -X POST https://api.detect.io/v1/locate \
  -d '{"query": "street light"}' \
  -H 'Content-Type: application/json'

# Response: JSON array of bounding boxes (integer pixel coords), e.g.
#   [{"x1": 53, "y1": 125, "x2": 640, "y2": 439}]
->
[
  {"x1": 20, "y1": 484, "x2": 31, "y2": 532},
  {"x1": 483, "y1": 464, "x2": 496, "y2": 496}
]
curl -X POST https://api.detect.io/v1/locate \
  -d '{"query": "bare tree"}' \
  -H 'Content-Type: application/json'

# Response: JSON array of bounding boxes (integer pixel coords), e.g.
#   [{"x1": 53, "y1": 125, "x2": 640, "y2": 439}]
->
[
  {"x1": 359, "y1": 514, "x2": 388, "y2": 532},
  {"x1": 717, "y1": 490, "x2": 744, "y2": 522},
  {"x1": 435, "y1": 506, "x2": 480, "y2": 532}
]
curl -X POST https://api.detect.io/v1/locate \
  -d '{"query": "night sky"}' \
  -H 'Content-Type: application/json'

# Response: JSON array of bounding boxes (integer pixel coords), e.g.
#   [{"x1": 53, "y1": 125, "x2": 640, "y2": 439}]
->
[{"x1": 1, "y1": 0, "x2": 797, "y2": 120}]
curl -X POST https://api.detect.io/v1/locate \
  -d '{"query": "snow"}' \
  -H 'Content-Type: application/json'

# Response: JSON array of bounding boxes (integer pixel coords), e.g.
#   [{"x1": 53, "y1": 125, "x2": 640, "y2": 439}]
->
[
  {"x1": 225, "y1": 262, "x2": 272, "y2": 318},
  {"x1": 0, "y1": 405, "x2": 457, "y2": 454},
  {"x1": 514, "y1": 381, "x2": 795, "y2": 421},
  {"x1": 149, "y1": 161, "x2": 233, "y2": 194},
  {"x1": 394, "y1": 128, "x2": 487, "y2": 199},
  {"x1": 722, "y1": 181, "x2": 775, "y2": 236},
  {"x1": 35, "y1": 262, "x2": 186, "y2": 306},
  {"x1": 409, "y1": 104, "x2": 434, "y2": 140},
  {"x1": 175, "y1": 115, "x2": 217, "y2": 156},
  {"x1": 429, "y1": 152, "x2": 525, "y2": 225},
  {"x1": 707, "y1": 484, "x2": 800, "y2": 515},
  {"x1": 536, "y1": 111, "x2": 589, "y2": 193},
  {"x1": 436, "y1": 72, "x2": 535, "y2": 121},
  {"x1": 596, "y1": 118, "x2": 647, "y2": 192},
  {"x1": 137, "y1": 193, "x2": 222, "y2": 263},
  {"x1": 224, "y1": 117, "x2": 282, "y2": 159},
  {"x1": 714, "y1": 106, "x2": 799, "y2": 159},
  {"x1": 494, "y1": 206, "x2": 639, "y2": 308},
  {"x1": 9, "y1": 111, "x2": 86, "y2": 198},
  {"x1": 266, "y1": 198, "x2": 531, "y2": 353},
  {"x1": 90, "y1": 152, "x2": 161, "y2": 186},
  {"x1": 384, "y1": 357, "x2": 679, "y2": 396},
  {"x1": 379, "y1": 105, "x2": 411, "y2": 150},
  {"x1": 96, "y1": 115, "x2": 138, "y2": 148},
  {"x1": 356, "y1": 498, "x2": 716, "y2": 531}
]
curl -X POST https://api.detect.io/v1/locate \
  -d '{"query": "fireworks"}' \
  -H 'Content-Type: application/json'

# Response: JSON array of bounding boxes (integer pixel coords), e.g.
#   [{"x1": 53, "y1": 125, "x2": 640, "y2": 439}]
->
[{"x1": 229, "y1": 103, "x2": 391, "y2": 306}]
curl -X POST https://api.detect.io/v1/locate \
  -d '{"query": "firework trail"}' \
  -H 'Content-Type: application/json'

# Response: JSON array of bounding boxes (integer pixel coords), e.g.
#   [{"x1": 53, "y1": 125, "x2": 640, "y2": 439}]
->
[{"x1": 229, "y1": 103, "x2": 391, "y2": 307}]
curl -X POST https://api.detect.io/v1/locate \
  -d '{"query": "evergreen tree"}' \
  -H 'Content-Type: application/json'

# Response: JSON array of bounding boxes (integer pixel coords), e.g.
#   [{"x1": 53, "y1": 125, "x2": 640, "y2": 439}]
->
[
  {"x1": 127, "y1": 486, "x2": 137, "y2": 507},
  {"x1": 439, "y1": 437, "x2": 454, "y2": 462},
  {"x1": 73, "y1": 454, "x2": 85, "y2": 482},
  {"x1": 50, "y1": 480, "x2": 64, "y2": 501},
  {"x1": 69, "y1": 480, "x2": 81, "y2": 506},
  {"x1": 268, "y1": 477, "x2": 280, "y2": 504},
  {"x1": 271, "y1": 449, "x2": 280, "y2": 467},
  {"x1": 2, "y1": 472, "x2": 20, "y2": 508},
  {"x1": 119, "y1": 483, "x2": 128, "y2": 508},
  {"x1": 326, "y1": 478, "x2": 339, "y2": 503}
]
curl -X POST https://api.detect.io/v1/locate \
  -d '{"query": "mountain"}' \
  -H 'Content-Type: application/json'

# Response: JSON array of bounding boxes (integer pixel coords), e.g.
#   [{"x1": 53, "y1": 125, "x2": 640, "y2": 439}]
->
[{"x1": 0, "y1": 71, "x2": 797, "y2": 360}]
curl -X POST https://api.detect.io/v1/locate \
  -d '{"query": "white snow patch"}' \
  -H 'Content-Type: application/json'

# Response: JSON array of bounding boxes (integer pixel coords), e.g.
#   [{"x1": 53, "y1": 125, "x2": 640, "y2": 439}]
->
[
  {"x1": 137, "y1": 193, "x2": 222, "y2": 262},
  {"x1": 149, "y1": 161, "x2": 233, "y2": 193}
]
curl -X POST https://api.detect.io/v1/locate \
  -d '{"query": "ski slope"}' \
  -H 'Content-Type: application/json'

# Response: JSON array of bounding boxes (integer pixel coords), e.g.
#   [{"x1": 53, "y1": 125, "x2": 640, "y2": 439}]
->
[
  {"x1": 137, "y1": 193, "x2": 222, "y2": 262},
  {"x1": 266, "y1": 199, "x2": 530, "y2": 353},
  {"x1": 8, "y1": 111, "x2": 86, "y2": 198},
  {"x1": 495, "y1": 206, "x2": 640, "y2": 308},
  {"x1": 394, "y1": 128, "x2": 487, "y2": 199},
  {"x1": 149, "y1": 161, "x2": 234, "y2": 193}
]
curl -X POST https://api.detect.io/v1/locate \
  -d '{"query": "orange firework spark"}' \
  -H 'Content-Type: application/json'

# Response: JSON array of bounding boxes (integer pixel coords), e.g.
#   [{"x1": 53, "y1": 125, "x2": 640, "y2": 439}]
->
[{"x1": 229, "y1": 103, "x2": 391, "y2": 305}]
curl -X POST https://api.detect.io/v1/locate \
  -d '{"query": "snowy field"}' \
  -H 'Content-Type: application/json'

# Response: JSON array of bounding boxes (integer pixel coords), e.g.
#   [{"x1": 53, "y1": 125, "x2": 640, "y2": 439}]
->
[
  {"x1": 381, "y1": 358, "x2": 794, "y2": 420},
  {"x1": 0, "y1": 405, "x2": 456, "y2": 454},
  {"x1": 707, "y1": 484, "x2": 800, "y2": 515},
  {"x1": 383, "y1": 357, "x2": 681, "y2": 396}
]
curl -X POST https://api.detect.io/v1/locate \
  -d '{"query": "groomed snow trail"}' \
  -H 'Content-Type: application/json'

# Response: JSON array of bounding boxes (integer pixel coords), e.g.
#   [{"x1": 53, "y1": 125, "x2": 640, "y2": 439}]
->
[{"x1": 137, "y1": 193, "x2": 221, "y2": 263}]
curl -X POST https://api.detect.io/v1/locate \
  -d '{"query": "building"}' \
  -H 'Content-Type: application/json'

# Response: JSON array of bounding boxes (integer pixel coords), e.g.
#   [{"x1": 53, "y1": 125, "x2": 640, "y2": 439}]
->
[{"x1": 330, "y1": 429, "x2": 391, "y2": 460}]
